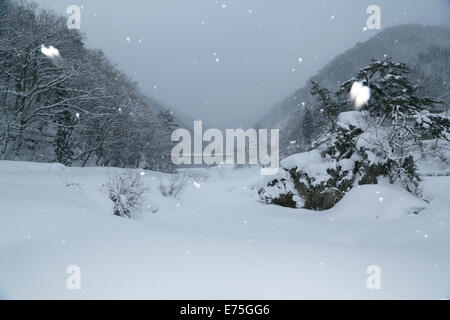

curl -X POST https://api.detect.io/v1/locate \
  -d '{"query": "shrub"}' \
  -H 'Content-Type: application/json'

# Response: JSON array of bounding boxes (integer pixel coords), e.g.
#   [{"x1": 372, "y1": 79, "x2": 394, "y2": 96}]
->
[
  {"x1": 104, "y1": 171, "x2": 149, "y2": 218},
  {"x1": 259, "y1": 58, "x2": 449, "y2": 210},
  {"x1": 259, "y1": 111, "x2": 423, "y2": 210},
  {"x1": 158, "y1": 173, "x2": 186, "y2": 197},
  {"x1": 183, "y1": 168, "x2": 211, "y2": 182}
]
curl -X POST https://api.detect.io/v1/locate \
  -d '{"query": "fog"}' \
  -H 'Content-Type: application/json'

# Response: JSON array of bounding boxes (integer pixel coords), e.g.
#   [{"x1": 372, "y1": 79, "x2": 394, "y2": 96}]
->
[{"x1": 35, "y1": 0, "x2": 450, "y2": 128}]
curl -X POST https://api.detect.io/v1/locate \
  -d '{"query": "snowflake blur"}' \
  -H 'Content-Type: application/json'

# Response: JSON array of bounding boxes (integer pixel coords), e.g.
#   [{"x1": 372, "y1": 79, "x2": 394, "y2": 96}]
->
[
  {"x1": 350, "y1": 81, "x2": 371, "y2": 109},
  {"x1": 40, "y1": 44, "x2": 61, "y2": 59}
]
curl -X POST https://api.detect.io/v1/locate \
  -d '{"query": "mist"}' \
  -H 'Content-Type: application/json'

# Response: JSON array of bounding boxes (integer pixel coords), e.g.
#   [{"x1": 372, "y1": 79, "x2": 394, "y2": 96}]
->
[{"x1": 35, "y1": 0, "x2": 450, "y2": 128}]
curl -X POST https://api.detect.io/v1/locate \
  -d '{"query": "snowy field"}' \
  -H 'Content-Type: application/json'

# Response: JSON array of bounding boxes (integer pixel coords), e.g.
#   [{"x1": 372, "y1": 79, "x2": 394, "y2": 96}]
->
[{"x1": 0, "y1": 160, "x2": 449, "y2": 299}]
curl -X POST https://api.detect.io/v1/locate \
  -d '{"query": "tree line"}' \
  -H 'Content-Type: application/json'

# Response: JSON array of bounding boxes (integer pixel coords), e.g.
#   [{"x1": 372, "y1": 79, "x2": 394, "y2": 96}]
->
[{"x1": 0, "y1": 1, "x2": 177, "y2": 171}]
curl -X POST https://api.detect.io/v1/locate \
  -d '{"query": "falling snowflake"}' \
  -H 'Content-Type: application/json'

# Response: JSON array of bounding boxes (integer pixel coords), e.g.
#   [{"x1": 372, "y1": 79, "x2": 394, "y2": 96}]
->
[
  {"x1": 40, "y1": 44, "x2": 61, "y2": 59},
  {"x1": 350, "y1": 81, "x2": 371, "y2": 109}
]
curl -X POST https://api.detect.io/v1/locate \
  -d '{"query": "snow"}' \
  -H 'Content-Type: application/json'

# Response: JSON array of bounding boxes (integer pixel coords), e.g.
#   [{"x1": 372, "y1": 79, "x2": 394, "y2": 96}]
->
[
  {"x1": 413, "y1": 139, "x2": 450, "y2": 177},
  {"x1": 281, "y1": 150, "x2": 335, "y2": 185},
  {"x1": 258, "y1": 169, "x2": 303, "y2": 208},
  {"x1": 331, "y1": 184, "x2": 427, "y2": 221},
  {"x1": 1, "y1": 160, "x2": 450, "y2": 299},
  {"x1": 40, "y1": 44, "x2": 61, "y2": 59},
  {"x1": 336, "y1": 111, "x2": 366, "y2": 130}
]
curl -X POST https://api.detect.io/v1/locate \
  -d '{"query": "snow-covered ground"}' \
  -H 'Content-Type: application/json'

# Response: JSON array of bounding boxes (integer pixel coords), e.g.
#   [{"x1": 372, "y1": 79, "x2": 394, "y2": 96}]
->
[{"x1": 0, "y1": 160, "x2": 449, "y2": 299}]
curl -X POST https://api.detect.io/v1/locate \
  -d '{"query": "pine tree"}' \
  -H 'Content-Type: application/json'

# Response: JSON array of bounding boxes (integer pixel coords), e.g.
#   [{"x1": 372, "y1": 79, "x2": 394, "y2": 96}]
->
[
  {"x1": 302, "y1": 107, "x2": 314, "y2": 147},
  {"x1": 338, "y1": 58, "x2": 448, "y2": 143},
  {"x1": 260, "y1": 57, "x2": 448, "y2": 209},
  {"x1": 310, "y1": 81, "x2": 346, "y2": 131}
]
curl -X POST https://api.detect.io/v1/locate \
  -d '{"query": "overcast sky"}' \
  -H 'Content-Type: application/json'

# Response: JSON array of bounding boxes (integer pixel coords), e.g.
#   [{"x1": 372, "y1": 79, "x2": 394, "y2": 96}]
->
[{"x1": 35, "y1": 0, "x2": 450, "y2": 128}]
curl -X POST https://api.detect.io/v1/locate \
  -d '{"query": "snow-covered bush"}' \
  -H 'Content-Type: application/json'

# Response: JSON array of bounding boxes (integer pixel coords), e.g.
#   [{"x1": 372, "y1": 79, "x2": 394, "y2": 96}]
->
[
  {"x1": 158, "y1": 173, "x2": 186, "y2": 197},
  {"x1": 260, "y1": 113, "x2": 363, "y2": 210},
  {"x1": 259, "y1": 58, "x2": 448, "y2": 210},
  {"x1": 258, "y1": 169, "x2": 304, "y2": 208},
  {"x1": 59, "y1": 171, "x2": 83, "y2": 193},
  {"x1": 414, "y1": 137, "x2": 450, "y2": 176},
  {"x1": 104, "y1": 171, "x2": 149, "y2": 218},
  {"x1": 183, "y1": 168, "x2": 211, "y2": 182},
  {"x1": 259, "y1": 111, "x2": 422, "y2": 209}
]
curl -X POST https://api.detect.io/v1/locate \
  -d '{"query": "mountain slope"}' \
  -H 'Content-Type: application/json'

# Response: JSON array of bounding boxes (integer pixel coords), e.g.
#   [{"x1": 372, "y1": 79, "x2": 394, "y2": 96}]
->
[{"x1": 257, "y1": 24, "x2": 450, "y2": 157}]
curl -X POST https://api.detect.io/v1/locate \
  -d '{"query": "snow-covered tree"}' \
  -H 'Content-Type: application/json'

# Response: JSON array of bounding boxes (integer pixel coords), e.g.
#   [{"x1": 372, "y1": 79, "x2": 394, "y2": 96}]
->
[
  {"x1": 259, "y1": 58, "x2": 448, "y2": 210},
  {"x1": 0, "y1": 1, "x2": 179, "y2": 171},
  {"x1": 310, "y1": 80, "x2": 346, "y2": 131}
]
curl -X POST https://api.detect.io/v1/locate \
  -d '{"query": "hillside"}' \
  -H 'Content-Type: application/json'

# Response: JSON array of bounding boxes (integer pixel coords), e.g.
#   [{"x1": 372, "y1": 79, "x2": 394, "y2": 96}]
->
[
  {"x1": 257, "y1": 24, "x2": 450, "y2": 157},
  {"x1": 0, "y1": 1, "x2": 185, "y2": 171}
]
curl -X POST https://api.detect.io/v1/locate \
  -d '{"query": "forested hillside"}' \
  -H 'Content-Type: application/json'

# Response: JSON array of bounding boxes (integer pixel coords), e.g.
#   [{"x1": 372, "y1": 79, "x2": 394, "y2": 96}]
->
[
  {"x1": 257, "y1": 24, "x2": 450, "y2": 158},
  {"x1": 0, "y1": 1, "x2": 178, "y2": 171}
]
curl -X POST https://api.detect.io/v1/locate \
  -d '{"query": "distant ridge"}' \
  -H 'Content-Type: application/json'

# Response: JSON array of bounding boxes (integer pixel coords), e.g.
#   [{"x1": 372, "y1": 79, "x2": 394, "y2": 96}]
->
[{"x1": 257, "y1": 24, "x2": 450, "y2": 157}]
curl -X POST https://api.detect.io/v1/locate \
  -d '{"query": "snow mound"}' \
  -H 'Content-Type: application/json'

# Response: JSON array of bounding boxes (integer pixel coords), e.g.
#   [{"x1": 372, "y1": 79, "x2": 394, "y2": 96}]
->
[
  {"x1": 336, "y1": 111, "x2": 366, "y2": 130},
  {"x1": 331, "y1": 184, "x2": 427, "y2": 221}
]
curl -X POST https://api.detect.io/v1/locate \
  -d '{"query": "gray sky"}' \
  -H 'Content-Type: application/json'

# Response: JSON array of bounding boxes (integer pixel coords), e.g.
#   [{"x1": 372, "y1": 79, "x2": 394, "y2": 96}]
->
[{"x1": 35, "y1": 0, "x2": 450, "y2": 128}]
